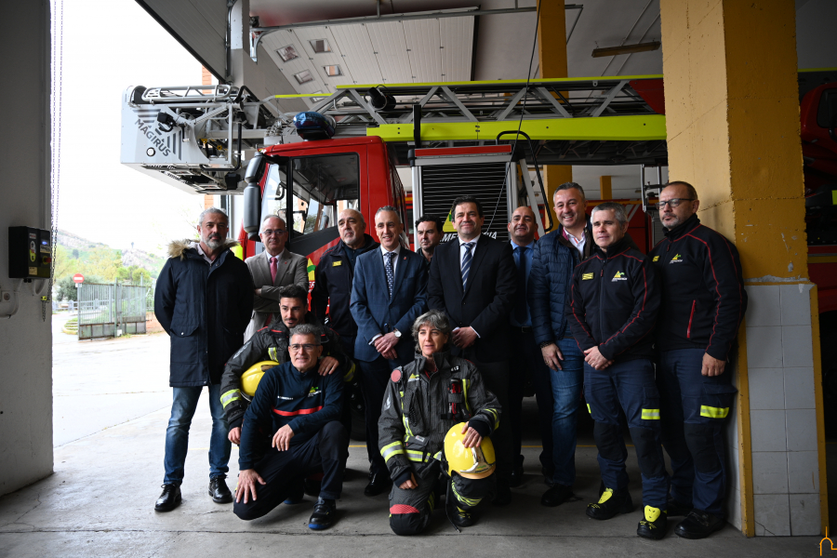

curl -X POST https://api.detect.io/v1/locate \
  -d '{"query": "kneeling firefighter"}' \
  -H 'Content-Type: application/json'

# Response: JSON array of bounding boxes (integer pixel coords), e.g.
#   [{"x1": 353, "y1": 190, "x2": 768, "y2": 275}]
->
[{"x1": 378, "y1": 310, "x2": 501, "y2": 535}]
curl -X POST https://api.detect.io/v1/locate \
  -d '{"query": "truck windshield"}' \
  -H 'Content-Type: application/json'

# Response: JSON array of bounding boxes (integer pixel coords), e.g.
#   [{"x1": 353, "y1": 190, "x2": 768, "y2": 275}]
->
[
  {"x1": 260, "y1": 152, "x2": 360, "y2": 239},
  {"x1": 289, "y1": 153, "x2": 359, "y2": 236}
]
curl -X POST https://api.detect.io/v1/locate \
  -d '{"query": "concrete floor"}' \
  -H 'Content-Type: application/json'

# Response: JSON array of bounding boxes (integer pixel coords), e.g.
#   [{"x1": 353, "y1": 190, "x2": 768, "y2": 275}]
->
[{"x1": 0, "y1": 317, "x2": 825, "y2": 557}]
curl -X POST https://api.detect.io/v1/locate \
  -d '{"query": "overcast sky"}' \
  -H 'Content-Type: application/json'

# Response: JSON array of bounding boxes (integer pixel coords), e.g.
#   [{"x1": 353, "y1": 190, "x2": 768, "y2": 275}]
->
[{"x1": 56, "y1": 0, "x2": 208, "y2": 253}]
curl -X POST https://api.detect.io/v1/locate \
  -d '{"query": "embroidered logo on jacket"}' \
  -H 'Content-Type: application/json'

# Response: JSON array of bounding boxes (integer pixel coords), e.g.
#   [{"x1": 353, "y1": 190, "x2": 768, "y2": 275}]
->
[
  {"x1": 308, "y1": 387, "x2": 321, "y2": 397},
  {"x1": 670, "y1": 254, "x2": 684, "y2": 264},
  {"x1": 611, "y1": 271, "x2": 627, "y2": 282},
  {"x1": 652, "y1": 256, "x2": 660, "y2": 262},
  {"x1": 582, "y1": 272, "x2": 594, "y2": 280},
  {"x1": 332, "y1": 260, "x2": 342, "y2": 266}
]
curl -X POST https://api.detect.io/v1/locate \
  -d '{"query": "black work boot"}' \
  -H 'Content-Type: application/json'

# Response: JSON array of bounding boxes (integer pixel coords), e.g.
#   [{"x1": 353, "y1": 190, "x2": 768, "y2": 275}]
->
[
  {"x1": 155, "y1": 484, "x2": 182, "y2": 512},
  {"x1": 637, "y1": 505, "x2": 668, "y2": 540},
  {"x1": 308, "y1": 497, "x2": 337, "y2": 530},
  {"x1": 209, "y1": 476, "x2": 232, "y2": 504},
  {"x1": 586, "y1": 487, "x2": 634, "y2": 520}
]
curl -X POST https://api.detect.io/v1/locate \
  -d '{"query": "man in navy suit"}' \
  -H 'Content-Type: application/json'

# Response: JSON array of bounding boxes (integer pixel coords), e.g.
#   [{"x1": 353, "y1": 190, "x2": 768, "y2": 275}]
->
[
  {"x1": 427, "y1": 195, "x2": 517, "y2": 505},
  {"x1": 350, "y1": 206, "x2": 428, "y2": 496}
]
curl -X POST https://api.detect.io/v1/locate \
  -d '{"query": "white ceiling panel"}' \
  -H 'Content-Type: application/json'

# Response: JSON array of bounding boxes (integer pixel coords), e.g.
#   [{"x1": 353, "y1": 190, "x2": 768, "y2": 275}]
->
[
  {"x1": 330, "y1": 24, "x2": 382, "y2": 85},
  {"x1": 366, "y1": 21, "x2": 413, "y2": 84},
  {"x1": 404, "y1": 19, "x2": 443, "y2": 82},
  {"x1": 262, "y1": 31, "x2": 327, "y2": 94},
  {"x1": 293, "y1": 26, "x2": 353, "y2": 89},
  {"x1": 440, "y1": 17, "x2": 474, "y2": 81}
]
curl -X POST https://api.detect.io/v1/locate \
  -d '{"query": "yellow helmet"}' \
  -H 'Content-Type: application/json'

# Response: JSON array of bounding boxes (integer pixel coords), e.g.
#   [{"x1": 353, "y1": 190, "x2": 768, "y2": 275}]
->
[
  {"x1": 444, "y1": 422, "x2": 496, "y2": 479},
  {"x1": 241, "y1": 360, "x2": 279, "y2": 397}
]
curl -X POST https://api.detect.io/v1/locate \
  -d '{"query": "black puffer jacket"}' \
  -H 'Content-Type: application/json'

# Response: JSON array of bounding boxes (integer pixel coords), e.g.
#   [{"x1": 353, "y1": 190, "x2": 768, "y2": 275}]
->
[
  {"x1": 154, "y1": 240, "x2": 254, "y2": 387},
  {"x1": 567, "y1": 236, "x2": 660, "y2": 362}
]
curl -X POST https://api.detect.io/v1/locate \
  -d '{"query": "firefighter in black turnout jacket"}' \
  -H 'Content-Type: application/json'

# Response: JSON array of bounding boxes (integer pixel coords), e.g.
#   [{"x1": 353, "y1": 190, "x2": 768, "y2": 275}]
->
[
  {"x1": 567, "y1": 202, "x2": 669, "y2": 540},
  {"x1": 220, "y1": 285, "x2": 352, "y2": 445},
  {"x1": 378, "y1": 310, "x2": 501, "y2": 535}
]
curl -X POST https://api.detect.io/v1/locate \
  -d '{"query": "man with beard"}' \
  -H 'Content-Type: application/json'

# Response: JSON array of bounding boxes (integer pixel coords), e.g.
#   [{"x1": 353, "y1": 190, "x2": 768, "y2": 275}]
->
[{"x1": 153, "y1": 207, "x2": 254, "y2": 512}]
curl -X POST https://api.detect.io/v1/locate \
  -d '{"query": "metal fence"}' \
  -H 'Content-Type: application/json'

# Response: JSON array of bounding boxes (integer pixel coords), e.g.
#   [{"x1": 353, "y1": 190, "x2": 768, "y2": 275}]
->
[{"x1": 77, "y1": 282, "x2": 148, "y2": 340}]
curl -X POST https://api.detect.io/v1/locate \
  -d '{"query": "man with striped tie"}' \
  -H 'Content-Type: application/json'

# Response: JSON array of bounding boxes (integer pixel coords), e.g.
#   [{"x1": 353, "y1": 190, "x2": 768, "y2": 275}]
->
[{"x1": 427, "y1": 195, "x2": 517, "y2": 505}]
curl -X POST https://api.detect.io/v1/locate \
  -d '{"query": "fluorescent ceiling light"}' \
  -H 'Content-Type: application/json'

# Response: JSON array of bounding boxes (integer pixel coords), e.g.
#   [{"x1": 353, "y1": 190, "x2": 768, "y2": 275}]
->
[
  {"x1": 277, "y1": 45, "x2": 299, "y2": 62},
  {"x1": 294, "y1": 70, "x2": 314, "y2": 84},
  {"x1": 592, "y1": 41, "x2": 660, "y2": 58},
  {"x1": 309, "y1": 39, "x2": 331, "y2": 53}
]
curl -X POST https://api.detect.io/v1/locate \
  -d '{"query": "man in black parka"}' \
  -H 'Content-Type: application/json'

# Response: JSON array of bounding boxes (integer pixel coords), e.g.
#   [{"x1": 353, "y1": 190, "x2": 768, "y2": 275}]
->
[{"x1": 153, "y1": 207, "x2": 254, "y2": 512}]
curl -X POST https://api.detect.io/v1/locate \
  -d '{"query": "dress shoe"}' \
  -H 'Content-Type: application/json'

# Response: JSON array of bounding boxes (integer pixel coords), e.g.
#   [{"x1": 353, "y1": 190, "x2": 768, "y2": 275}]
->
[
  {"x1": 154, "y1": 484, "x2": 182, "y2": 512},
  {"x1": 586, "y1": 487, "x2": 633, "y2": 520},
  {"x1": 637, "y1": 505, "x2": 668, "y2": 540},
  {"x1": 674, "y1": 509, "x2": 725, "y2": 539},
  {"x1": 541, "y1": 483, "x2": 574, "y2": 507},
  {"x1": 492, "y1": 479, "x2": 512, "y2": 506},
  {"x1": 364, "y1": 473, "x2": 392, "y2": 496},
  {"x1": 284, "y1": 480, "x2": 305, "y2": 505},
  {"x1": 209, "y1": 476, "x2": 232, "y2": 504},
  {"x1": 446, "y1": 496, "x2": 474, "y2": 528},
  {"x1": 666, "y1": 498, "x2": 692, "y2": 517},
  {"x1": 308, "y1": 497, "x2": 336, "y2": 530}
]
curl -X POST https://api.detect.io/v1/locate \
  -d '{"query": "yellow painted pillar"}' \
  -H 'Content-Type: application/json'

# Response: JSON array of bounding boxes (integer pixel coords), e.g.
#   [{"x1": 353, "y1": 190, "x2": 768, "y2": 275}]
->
[
  {"x1": 599, "y1": 175, "x2": 612, "y2": 200},
  {"x1": 661, "y1": 0, "x2": 824, "y2": 537},
  {"x1": 537, "y1": 0, "x2": 573, "y2": 222}
]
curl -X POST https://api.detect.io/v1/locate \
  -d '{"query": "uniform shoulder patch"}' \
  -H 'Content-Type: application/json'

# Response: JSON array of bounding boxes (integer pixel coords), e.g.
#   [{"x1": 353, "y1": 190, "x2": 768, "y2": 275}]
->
[
  {"x1": 582, "y1": 272, "x2": 594, "y2": 280},
  {"x1": 652, "y1": 255, "x2": 660, "y2": 262},
  {"x1": 390, "y1": 369, "x2": 402, "y2": 382},
  {"x1": 332, "y1": 260, "x2": 342, "y2": 266}
]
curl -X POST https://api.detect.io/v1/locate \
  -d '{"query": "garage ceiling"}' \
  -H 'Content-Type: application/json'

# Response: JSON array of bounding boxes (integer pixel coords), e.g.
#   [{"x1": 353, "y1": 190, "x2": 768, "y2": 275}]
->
[{"x1": 133, "y1": 0, "x2": 835, "y2": 199}]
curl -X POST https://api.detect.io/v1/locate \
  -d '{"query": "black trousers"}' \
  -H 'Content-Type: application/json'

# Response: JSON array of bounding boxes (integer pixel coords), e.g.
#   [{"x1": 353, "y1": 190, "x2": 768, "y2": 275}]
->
[{"x1": 234, "y1": 421, "x2": 348, "y2": 520}]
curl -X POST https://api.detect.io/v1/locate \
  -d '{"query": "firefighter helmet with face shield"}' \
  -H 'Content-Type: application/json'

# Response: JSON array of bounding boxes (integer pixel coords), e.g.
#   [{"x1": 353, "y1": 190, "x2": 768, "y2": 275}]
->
[{"x1": 444, "y1": 422, "x2": 496, "y2": 479}]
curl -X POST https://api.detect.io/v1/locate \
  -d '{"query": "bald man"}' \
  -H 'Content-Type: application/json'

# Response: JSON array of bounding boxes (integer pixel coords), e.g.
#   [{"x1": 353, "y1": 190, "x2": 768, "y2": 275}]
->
[{"x1": 311, "y1": 208, "x2": 380, "y2": 358}]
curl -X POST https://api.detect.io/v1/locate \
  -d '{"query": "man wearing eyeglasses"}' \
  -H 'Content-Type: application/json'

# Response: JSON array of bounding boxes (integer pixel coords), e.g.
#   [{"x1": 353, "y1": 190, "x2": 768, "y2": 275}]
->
[
  {"x1": 234, "y1": 324, "x2": 348, "y2": 530},
  {"x1": 649, "y1": 181, "x2": 747, "y2": 539},
  {"x1": 244, "y1": 215, "x2": 309, "y2": 340}
]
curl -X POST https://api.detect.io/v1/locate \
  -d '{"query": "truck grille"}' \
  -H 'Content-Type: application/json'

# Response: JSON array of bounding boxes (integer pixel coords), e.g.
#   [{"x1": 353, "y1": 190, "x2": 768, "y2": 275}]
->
[{"x1": 418, "y1": 162, "x2": 511, "y2": 242}]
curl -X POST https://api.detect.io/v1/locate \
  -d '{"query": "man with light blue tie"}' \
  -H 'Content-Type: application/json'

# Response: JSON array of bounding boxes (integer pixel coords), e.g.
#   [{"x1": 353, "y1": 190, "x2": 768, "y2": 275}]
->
[
  {"x1": 506, "y1": 206, "x2": 554, "y2": 491},
  {"x1": 350, "y1": 206, "x2": 428, "y2": 497}
]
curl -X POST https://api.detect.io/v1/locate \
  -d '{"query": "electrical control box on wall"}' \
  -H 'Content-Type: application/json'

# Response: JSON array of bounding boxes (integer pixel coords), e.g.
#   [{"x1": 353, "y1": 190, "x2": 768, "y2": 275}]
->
[{"x1": 9, "y1": 227, "x2": 52, "y2": 279}]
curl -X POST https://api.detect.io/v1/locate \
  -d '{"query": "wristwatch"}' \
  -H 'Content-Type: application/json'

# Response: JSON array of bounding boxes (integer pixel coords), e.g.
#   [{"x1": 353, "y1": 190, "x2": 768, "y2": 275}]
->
[{"x1": 393, "y1": 329, "x2": 402, "y2": 338}]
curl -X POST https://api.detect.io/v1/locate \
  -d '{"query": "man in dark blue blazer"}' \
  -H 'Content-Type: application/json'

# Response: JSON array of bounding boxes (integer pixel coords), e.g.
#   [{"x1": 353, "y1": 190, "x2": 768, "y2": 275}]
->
[
  {"x1": 427, "y1": 195, "x2": 517, "y2": 504},
  {"x1": 350, "y1": 206, "x2": 428, "y2": 496}
]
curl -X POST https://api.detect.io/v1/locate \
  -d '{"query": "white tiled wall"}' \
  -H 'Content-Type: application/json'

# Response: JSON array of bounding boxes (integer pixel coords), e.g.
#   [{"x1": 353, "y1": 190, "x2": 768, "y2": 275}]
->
[{"x1": 744, "y1": 282, "x2": 820, "y2": 536}]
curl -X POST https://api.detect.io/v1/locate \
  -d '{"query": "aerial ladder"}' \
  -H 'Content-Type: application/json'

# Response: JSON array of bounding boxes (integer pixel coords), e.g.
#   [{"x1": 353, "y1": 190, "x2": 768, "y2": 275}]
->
[{"x1": 121, "y1": 76, "x2": 668, "y2": 195}]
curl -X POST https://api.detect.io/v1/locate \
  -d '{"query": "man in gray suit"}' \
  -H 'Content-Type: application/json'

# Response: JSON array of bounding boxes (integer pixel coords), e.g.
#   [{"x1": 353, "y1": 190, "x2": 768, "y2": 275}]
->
[{"x1": 245, "y1": 215, "x2": 309, "y2": 340}]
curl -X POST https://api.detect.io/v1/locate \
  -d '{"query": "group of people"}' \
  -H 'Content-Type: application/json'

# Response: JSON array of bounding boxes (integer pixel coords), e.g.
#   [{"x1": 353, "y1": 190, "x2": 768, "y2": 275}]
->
[{"x1": 152, "y1": 179, "x2": 747, "y2": 541}]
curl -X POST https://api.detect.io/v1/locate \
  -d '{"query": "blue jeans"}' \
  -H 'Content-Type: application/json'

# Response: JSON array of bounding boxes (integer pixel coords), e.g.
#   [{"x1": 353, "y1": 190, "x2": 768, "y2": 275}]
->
[
  {"x1": 163, "y1": 384, "x2": 231, "y2": 485},
  {"x1": 548, "y1": 338, "x2": 584, "y2": 487}
]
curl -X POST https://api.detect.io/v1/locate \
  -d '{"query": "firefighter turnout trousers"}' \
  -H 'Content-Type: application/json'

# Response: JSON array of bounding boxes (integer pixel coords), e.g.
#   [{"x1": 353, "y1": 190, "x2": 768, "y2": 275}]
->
[
  {"x1": 388, "y1": 462, "x2": 494, "y2": 536},
  {"x1": 657, "y1": 348, "x2": 737, "y2": 517},
  {"x1": 584, "y1": 358, "x2": 668, "y2": 509}
]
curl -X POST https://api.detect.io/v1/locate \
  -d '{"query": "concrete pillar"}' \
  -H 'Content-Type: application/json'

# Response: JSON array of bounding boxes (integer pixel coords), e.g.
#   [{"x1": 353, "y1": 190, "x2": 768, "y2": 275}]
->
[
  {"x1": 599, "y1": 176, "x2": 612, "y2": 200},
  {"x1": 537, "y1": 0, "x2": 573, "y2": 224},
  {"x1": 0, "y1": 0, "x2": 54, "y2": 495},
  {"x1": 660, "y1": 0, "x2": 825, "y2": 537}
]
